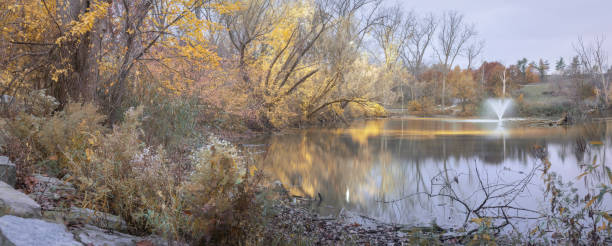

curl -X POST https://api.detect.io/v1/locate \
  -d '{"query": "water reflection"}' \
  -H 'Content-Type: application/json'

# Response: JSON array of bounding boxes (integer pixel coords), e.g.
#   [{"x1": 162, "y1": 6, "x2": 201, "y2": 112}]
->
[{"x1": 257, "y1": 117, "x2": 612, "y2": 229}]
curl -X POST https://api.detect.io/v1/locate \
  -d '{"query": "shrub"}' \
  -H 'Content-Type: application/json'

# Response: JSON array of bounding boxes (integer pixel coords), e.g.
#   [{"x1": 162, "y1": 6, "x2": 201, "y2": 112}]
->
[
  {"x1": 345, "y1": 101, "x2": 388, "y2": 119},
  {"x1": 183, "y1": 137, "x2": 264, "y2": 244},
  {"x1": 4, "y1": 100, "x2": 106, "y2": 186},
  {"x1": 407, "y1": 97, "x2": 435, "y2": 114},
  {"x1": 140, "y1": 94, "x2": 202, "y2": 154},
  {"x1": 2, "y1": 91, "x2": 265, "y2": 244},
  {"x1": 59, "y1": 107, "x2": 264, "y2": 243}
]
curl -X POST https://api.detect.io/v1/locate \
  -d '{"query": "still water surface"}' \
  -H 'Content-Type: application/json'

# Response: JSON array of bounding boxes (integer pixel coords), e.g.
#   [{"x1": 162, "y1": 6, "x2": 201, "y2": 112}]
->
[{"x1": 255, "y1": 117, "x2": 612, "y2": 230}]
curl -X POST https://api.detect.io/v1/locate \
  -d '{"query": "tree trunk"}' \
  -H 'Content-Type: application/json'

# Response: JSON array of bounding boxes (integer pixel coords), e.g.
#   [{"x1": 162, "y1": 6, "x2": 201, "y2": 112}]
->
[{"x1": 441, "y1": 73, "x2": 447, "y2": 110}]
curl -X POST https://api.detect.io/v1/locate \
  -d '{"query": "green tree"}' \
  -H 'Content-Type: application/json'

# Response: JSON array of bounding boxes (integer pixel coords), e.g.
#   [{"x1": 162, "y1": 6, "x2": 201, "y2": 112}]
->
[
  {"x1": 555, "y1": 57, "x2": 566, "y2": 73},
  {"x1": 568, "y1": 56, "x2": 581, "y2": 76},
  {"x1": 517, "y1": 58, "x2": 528, "y2": 81},
  {"x1": 536, "y1": 59, "x2": 550, "y2": 81}
]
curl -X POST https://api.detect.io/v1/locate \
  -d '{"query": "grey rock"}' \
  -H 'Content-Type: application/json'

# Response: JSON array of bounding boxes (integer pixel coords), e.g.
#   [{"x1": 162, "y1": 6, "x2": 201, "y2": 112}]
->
[
  {"x1": 72, "y1": 224, "x2": 140, "y2": 246},
  {"x1": 29, "y1": 174, "x2": 76, "y2": 210},
  {"x1": 72, "y1": 224, "x2": 186, "y2": 246},
  {"x1": 72, "y1": 207, "x2": 128, "y2": 232},
  {"x1": 0, "y1": 181, "x2": 41, "y2": 218},
  {"x1": 0, "y1": 156, "x2": 15, "y2": 187},
  {"x1": 44, "y1": 207, "x2": 128, "y2": 232},
  {"x1": 0, "y1": 215, "x2": 82, "y2": 246}
]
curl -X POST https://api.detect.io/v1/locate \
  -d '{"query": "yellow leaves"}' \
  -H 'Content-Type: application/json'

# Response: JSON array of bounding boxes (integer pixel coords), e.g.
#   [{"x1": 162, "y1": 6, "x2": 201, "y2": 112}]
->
[
  {"x1": 598, "y1": 223, "x2": 607, "y2": 232},
  {"x1": 211, "y1": 2, "x2": 242, "y2": 14},
  {"x1": 85, "y1": 148, "x2": 94, "y2": 161},
  {"x1": 470, "y1": 217, "x2": 491, "y2": 227},
  {"x1": 530, "y1": 227, "x2": 539, "y2": 235},
  {"x1": 590, "y1": 141, "x2": 604, "y2": 145},
  {"x1": 603, "y1": 213, "x2": 612, "y2": 223},
  {"x1": 56, "y1": 0, "x2": 110, "y2": 45},
  {"x1": 586, "y1": 197, "x2": 597, "y2": 208},
  {"x1": 559, "y1": 207, "x2": 565, "y2": 215},
  {"x1": 249, "y1": 165, "x2": 258, "y2": 177},
  {"x1": 576, "y1": 171, "x2": 590, "y2": 180}
]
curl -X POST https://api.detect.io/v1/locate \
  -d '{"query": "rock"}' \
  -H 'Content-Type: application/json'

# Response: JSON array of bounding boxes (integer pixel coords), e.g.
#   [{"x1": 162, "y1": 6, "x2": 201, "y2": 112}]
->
[
  {"x1": 69, "y1": 207, "x2": 127, "y2": 232},
  {"x1": 71, "y1": 224, "x2": 140, "y2": 246},
  {"x1": 0, "y1": 181, "x2": 41, "y2": 218},
  {"x1": 29, "y1": 174, "x2": 76, "y2": 210},
  {"x1": 0, "y1": 156, "x2": 15, "y2": 187},
  {"x1": 45, "y1": 207, "x2": 128, "y2": 232},
  {"x1": 0, "y1": 215, "x2": 82, "y2": 246},
  {"x1": 71, "y1": 224, "x2": 186, "y2": 246}
]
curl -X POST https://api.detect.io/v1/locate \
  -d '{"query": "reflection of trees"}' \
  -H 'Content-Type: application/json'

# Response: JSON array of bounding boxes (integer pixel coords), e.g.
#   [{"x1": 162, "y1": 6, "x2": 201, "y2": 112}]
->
[
  {"x1": 262, "y1": 130, "x2": 375, "y2": 208},
  {"x1": 259, "y1": 118, "x2": 612, "y2": 224}
]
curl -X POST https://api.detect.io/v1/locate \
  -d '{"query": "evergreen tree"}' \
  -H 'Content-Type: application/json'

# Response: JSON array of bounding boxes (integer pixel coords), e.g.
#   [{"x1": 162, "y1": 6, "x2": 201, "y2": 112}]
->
[
  {"x1": 536, "y1": 59, "x2": 550, "y2": 81},
  {"x1": 517, "y1": 58, "x2": 528, "y2": 81},
  {"x1": 569, "y1": 56, "x2": 581, "y2": 76},
  {"x1": 555, "y1": 57, "x2": 566, "y2": 73}
]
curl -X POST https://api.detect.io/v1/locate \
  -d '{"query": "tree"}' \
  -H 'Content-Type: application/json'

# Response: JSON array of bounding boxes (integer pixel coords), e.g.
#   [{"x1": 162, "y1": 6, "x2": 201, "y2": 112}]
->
[
  {"x1": 401, "y1": 13, "x2": 437, "y2": 80},
  {"x1": 0, "y1": 0, "x2": 111, "y2": 105},
  {"x1": 526, "y1": 63, "x2": 540, "y2": 83},
  {"x1": 476, "y1": 61, "x2": 507, "y2": 96},
  {"x1": 465, "y1": 40, "x2": 484, "y2": 70},
  {"x1": 535, "y1": 59, "x2": 550, "y2": 81},
  {"x1": 433, "y1": 11, "x2": 476, "y2": 108},
  {"x1": 448, "y1": 66, "x2": 477, "y2": 112},
  {"x1": 372, "y1": 6, "x2": 410, "y2": 70},
  {"x1": 568, "y1": 56, "x2": 581, "y2": 76},
  {"x1": 218, "y1": 0, "x2": 387, "y2": 127},
  {"x1": 516, "y1": 58, "x2": 528, "y2": 82},
  {"x1": 222, "y1": 0, "x2": 278, "y2": 85},
  {"x1": 372, "y1": 6, "x2": 414, "y2": 106},
  {"x1": 555, "y1": 57, "x2": 566, "y2": 73},
  {"x1": 574, "y1": 35, "x2": 609, "y2": 105},
  {"x1": 0, "y1": 0, "x2": 225, "y2": 123}
]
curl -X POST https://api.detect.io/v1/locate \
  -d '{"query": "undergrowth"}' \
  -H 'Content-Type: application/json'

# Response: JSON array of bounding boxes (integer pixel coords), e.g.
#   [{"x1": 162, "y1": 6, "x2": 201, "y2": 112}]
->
[{"x1": 1, "y1": 92, "x2": 266, "y2": 244}]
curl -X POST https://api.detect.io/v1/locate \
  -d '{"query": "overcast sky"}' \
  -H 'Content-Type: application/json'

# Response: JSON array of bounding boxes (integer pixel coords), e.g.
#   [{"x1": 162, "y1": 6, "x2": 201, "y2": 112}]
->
[{"x1": 398, "y1": 0, "x2": 612, "y2": 68}]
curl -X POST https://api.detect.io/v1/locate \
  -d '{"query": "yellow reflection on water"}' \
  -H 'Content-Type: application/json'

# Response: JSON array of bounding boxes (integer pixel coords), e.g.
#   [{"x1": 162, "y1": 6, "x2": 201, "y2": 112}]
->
[
  {"x1": 331, "y1": 118, "x2": 595, "y2": 141},
  {"x1": 259, "y1": 117, "x2": 610, "y2": 212},
  {"x1": 338, "y1": 120, "x2": 385, "y2": 144}
]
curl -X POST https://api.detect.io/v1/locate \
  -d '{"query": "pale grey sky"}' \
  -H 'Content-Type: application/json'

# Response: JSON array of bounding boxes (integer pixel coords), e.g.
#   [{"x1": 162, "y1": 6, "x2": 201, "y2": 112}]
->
[{"x1": 398, "y1": 0, "x2": 612, "y2": 68}]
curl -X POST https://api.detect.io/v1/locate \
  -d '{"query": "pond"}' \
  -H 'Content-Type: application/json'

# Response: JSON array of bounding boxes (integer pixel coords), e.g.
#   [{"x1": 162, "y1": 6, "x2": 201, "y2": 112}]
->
[{"x1": 253, "y1": 117, "x2": 612, "y2": 232}]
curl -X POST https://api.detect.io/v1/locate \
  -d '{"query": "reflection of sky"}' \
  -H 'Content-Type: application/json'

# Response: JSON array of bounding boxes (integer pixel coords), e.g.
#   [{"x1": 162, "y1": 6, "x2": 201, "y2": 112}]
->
[{"x1": 259, "y1": 117, "x2": 612, "y2": 232}]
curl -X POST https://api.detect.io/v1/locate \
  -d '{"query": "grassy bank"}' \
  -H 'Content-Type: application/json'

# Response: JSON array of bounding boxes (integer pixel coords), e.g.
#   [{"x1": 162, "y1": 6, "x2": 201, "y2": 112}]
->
[{"x1": 515, "y1": 82, "x2": 574, "y2": 117}]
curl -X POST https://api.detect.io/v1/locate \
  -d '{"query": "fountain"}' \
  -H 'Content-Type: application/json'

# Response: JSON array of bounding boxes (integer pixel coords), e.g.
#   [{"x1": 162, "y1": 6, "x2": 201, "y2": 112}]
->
[
  {"x1": 487, "y1": 68, "x2": 512, "y2": 121},
  {"x1": 487, "y1": 98, "x2": 512, "y2": 121}
]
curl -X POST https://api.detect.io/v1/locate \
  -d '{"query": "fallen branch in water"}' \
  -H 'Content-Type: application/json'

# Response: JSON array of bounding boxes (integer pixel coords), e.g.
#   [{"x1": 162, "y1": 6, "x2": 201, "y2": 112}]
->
[{"x1": 378, "y1": 161, "x2": 545, "y2": 242}]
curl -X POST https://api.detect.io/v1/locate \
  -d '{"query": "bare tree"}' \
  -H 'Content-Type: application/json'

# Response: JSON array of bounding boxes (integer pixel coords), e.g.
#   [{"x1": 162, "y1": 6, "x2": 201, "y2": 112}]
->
[
  {"x1": 372, "y1": 6, "x2": 411, "y2": 70},
  {"x1": 222, "y1": 0, "x2": 278, "y2": 86},
  {"x1": 433, "y1": 11, "x2": 476, "y2": 108},
  {"x1": 401, "y1": 13, "x2": 436, "y2": 80},
  {"x1": 465, "y1": 40, "x2": 484, "y2": 70},
  {"x1": 574, "y1": 35, "x2": 609, "y2": 105}
]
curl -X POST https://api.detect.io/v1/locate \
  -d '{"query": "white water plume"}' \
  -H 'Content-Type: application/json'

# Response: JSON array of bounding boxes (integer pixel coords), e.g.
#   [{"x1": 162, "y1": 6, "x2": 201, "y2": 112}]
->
[{"x1": 486, "y1": 98, "x2": 513, "y2": 121}]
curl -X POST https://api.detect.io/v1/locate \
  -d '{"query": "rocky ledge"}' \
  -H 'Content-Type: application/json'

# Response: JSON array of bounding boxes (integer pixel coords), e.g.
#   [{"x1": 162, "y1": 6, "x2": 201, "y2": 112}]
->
[{"x1": 0, "y1": 156, "x2": 181, "y2": 246}]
